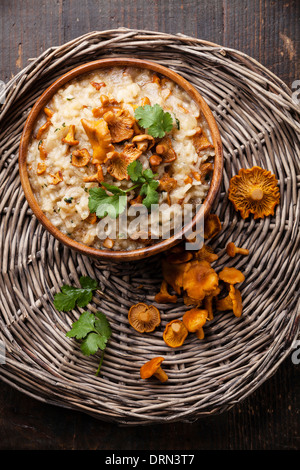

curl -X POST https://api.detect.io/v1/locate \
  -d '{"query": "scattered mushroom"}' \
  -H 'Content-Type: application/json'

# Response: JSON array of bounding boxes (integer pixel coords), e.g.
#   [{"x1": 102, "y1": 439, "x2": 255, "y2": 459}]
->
[
  {"x1": 192, "y1": 127, "x2": 214, "y2": 154},
  {"x1": 36, "y1": 162, "x2": 46, "y2": 175},
  {"x1": 204, "y1": 213, "x2": 222, "y2": 239},
  {"x1": 36, "y1": 120, "x2": 51, "y2": 140},
  {"x1": 195, "y1": 244, "x2": 218, "y2": 263},
  {"x1": 61, "y1": 124, "x2": 79, "y2": 146},
  {"x1": 132, "y1": 134, "x2": 155, "y2": 152},
  {"x1": 163, "y1": 319, "x2": 188, "y2": 348},
  {"x1": 203, "y1": 287, "x2": 221, "y2": 320},
  {"x1": 182, "y1": 260, "x2": 219, "y2": 305},
  {"x1": 50, "y1": 171, "x2": 63, "y2": 185},
  {"x1": 228, "y1": 166, "x2": 280, "y2": 219},
  {"x1": 128, "y1": 303, "x2": 161, "y2": 333},
  {"x1": 81, "y1": 118, "x2": 114, "y2": 165},
  {"x1": 161, "y1": 257, "x2": 191, "y2": 295},
  {"x1": 103, "y1": 109, "x2": 135, "y2": 143},
  {"x1": 38, "y1": 140, "x2": 47, "y2": 160},
  {"x1": 140, "y1": 357, "x2": 168, "y2": 383},
  {"x1": 92, "y1": 94, "x2": 121, "y2": 118},
  {"x1": 182, "y1": 308, "x2": 208, "y2": 339},
  {"x1": 226, "y1": 242, "x2": 249, "y2": 257},
  {"x1": 71, "y1": 148, "x2": 91, "y2": 167},
  {"x1": 106, "y1": 143, "x2": 142, "y2": 180},
  {"x1": 218, "y1": 267, "x2": 245, "y2": 285},
  {"x1": 216, "y1": 284, "x2": 243, "y2": 317},
  {"x1": 155, "y1": 136, "x2": 177, "y2": 163},
  {"x1": 43, "y1": 107, "x2": 54, "y2": 120},
  {"x1": 154, "y1": 280, "x2": 178, "y2": 304},
  {"x1": 83, "y1": 164, "x2": 104, "y2": 183}
]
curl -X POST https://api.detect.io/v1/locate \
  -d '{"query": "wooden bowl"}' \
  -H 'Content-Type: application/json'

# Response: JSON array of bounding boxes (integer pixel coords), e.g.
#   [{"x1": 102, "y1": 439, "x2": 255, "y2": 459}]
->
[{"x1": 18, "y1": 58, "x2": 223, "y2": 262}]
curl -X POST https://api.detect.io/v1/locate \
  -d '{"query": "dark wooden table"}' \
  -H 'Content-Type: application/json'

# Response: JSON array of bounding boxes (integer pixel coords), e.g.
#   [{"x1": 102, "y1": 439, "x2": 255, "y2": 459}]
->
[{"x1": 0, "y1": 0, "x2": 299, "y2": 451}]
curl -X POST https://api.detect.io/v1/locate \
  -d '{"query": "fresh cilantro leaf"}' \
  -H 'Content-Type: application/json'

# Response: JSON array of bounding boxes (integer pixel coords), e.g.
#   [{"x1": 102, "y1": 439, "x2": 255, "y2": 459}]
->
[
  {"x1": 66, "y1": 311, "x2": 112, "y2": 375},
  {"x1": 134, "y1": 104, "x2": 173, "y2": 138},
  {"x1": 127, "y1": 160, "x2": 143, "y2": 182},
  {"x1": 53, "y1": 276, "x2": 98, "y2": 311},
  {"x1": 140, "y1": 180, "x2": 160, "y2": 209},
  {"x1": 127, "y1": 161, "x2": 160, "y2": 210},
  {"x1": 88, "y1": 186, "x2": 127, "y2": 219}
]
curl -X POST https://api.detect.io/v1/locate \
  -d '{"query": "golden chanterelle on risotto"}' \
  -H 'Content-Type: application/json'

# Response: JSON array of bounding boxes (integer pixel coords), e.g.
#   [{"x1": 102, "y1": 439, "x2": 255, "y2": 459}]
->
[{"x1": 26, "y1": 66, "x2": 215, "y2": 251}]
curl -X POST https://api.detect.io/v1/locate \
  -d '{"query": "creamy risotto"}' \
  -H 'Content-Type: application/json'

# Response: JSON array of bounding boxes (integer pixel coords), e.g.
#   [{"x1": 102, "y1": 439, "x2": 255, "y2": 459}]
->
[{"x1": 26, "y1": 66, "x2": 215, "y2": 250}]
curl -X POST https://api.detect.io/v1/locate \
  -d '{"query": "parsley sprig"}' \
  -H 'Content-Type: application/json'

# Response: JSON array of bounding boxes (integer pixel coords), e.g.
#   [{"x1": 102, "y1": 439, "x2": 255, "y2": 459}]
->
[
  {"x1": 134, "y1": 104, "x2": 174, "y2": 138},
  {"x1": 66, "y1": 311, "x2": 112, "y2": 376},
  {"x1": 88, "y1": 162, "x2": 160, "y2": 218},
  {"x1": 53, "y1": 276, "x2": 98, "y2": 312},
  {"x1": 53, "y1": 276, "x2": 112, "y2": 376},
  {"x1": 127, "y1": 161, "x2": 159, "y2": 209}
]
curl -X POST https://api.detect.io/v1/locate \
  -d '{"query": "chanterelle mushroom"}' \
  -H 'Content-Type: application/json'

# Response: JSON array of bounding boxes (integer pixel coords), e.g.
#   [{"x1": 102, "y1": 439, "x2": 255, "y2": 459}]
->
[
  {"x1": 182, "y1": 308, "x2": 208, "y2": 340},
  {"x1": 140, "y1": 357, "x2": 168, "y2": 382},
  {"x1": 128, "y1": 303, "x2": 161, "y2": 333},
  {"x1": 71, "y1": 148, "x2": 91, "y2": 167},
  {"x1": 132, "y1": 134, "x2": 155, "y2": 152},
  {"x1": 106, "y1": 143, "x2": 142, "y2": 180},
  {"x1": 161, "y1": 258, "x2": 191, "y2": 295},
  {"x1": 192, "y1": 127, "x2": 214, "y2": 154},
  {"x1": 228, "y1": 166, "x2": 280, "y2": 219},
  {"x1": 155, "y1": 136, "x2": 177, "y2": 163},
  {"x1": 103, "y1": 109, "x2": 135, "y2": 143},
  {"x1": 62, "y1": 124, "x2": 79, "y2": 146},
  {"x1": 195, "y1": 244, "x2": 218, "y2": 263},
  {"x1": 154, "y1": 280, "x2": 178, "y2": 304},
  {"x1": 216, "y1": 284, "x2": 243, "y2": 317},
  {"x1": 163, "y1": 319, "x2": 188, "y2": 348},
  {"x1": 204, "y1": 213, "x2": 222, "y2": 239},
  {"x1": 182, "y1": 260, "x2": 219, "y2": 305},
  {"x1": 218, "y1": 267, "x2": 245, "y2": 285},
  {"x1": 226, "y1": 242, "x2": 249, "y2": 257},
  {"x1": 81, "y1": 118, "x2": 114, "y2": 165}
]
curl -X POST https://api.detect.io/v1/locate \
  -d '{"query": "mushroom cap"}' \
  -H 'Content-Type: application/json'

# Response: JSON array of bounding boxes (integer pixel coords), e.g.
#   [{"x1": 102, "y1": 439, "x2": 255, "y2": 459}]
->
[
  {"x1": 228, "y1": 166, "x2": 280, "y2": 219},
  {"x1": 195, "y1": 244, "x2": 218, "y2": 263},
  {"x1": 218, "y1": 267, "x2": 245, "y2": 284},
  {"x1": 162, "y1": 258, "x2": 191, "y2": 295},
  {"x1": 204, "y1": 213, "x2": 222, "y2": 239},
  {"x1": 103, "y1": 109, "x2": 135, "y2": 143},
  {"x1": 155, "y1": 136, "x2": 177, "y2": 163},
  {"x1": 163, "y1": 319, "x2": 188, "y2": 348},
  {"x1": 154, "y1": 280, "x2": 178, "y2": 304},
  {"x1": 71, "y1": 148, "x2": 91, "y2": 167},
  {"x1": 61, "y1": 124, "x2": 79, "y2": 146},
  {"x1": 128, "y1": 303, "x2": 161, "y2": 333},
  {"x1": 140, "y1": 357, "x2": 165, "y2": 379},
  {"x1": 226, "y1": 242, "x2": 238, "y2": 257},
  {"x1": 192, "y1": 128, "x2": 214, "y2": 154},
  {"x1": 216, "y1": 285, "x2": 243, "y2": 317},
  {"x1": 81, "y1": 118, "x2": 114, "y2": 164},
  {"x1": 182, "y1": 308, "x2": 208, "y2": 332},
  {"x1": 229, "y1": 285, "x2": 243, "y2": 317},
  {"x1": 106, "y1": 143, "x2": 142, "y2": 180},
  {"x1": 182, "y1": 260, "x2": 219, "y2": 302}
]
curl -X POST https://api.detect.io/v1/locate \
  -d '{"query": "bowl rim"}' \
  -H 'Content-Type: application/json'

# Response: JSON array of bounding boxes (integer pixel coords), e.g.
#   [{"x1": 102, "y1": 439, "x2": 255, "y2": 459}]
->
[{"x1": 18, "y1": 57, "x2": 223, "y2": 261}]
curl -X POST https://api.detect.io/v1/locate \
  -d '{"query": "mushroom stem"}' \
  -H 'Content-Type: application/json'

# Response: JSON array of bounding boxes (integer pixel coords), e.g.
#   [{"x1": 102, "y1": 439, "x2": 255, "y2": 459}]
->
[
  {"x1": 195, "y1": 328, "x2": 204, "y2": 340},
  {"x1": 154, "y1": 367, "x2": 168, "y2": 383},
  {"x1": 250, "y1": 187, "x2": 264, "y2": 200},
  {"x1": 226, "y1": 242, "x2": 249, "y2": 257}
]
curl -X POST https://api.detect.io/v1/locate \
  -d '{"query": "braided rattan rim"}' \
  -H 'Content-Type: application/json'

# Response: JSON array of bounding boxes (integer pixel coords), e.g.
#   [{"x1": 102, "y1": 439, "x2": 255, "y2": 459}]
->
[{"x1": 0, "y1": 28, "x2": 299, "y2": 425}]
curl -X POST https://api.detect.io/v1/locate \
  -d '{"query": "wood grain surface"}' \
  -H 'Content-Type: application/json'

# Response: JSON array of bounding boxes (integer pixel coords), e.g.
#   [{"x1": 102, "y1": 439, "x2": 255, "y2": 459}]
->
[{"x1": 0, "y1": 0, "x2": 299, "y2": 451}]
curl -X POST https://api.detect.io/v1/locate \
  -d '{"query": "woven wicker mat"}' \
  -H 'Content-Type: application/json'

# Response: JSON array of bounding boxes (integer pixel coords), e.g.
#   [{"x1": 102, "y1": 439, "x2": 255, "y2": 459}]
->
[{"x1": 0, "y1": 28, "x2": 299, "y2": 425}]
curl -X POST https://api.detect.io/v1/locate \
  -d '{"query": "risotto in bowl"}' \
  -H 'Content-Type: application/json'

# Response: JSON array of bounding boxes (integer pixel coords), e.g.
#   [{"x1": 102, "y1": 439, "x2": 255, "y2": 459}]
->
[{"x1": 19, "y1": 58, "x2": 223, "y2": 261}]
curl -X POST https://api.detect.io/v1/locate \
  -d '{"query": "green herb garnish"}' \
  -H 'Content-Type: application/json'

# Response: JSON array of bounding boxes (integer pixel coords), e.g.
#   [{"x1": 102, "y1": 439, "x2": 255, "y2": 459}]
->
[
  {"x1": 134, "y1": 104, "x2": 173, "y2": 138},
  {"x1": 53, "y1": 276, "x2": 98, "y2": 311},
  {"x1": 127, "y1": 161, "x2": 159, "y2": 209},
  {"x1": 66, "y1": 311, "x2": 112, "y2": 376},
  {"x1": 64, "y1": 197, "x2": 73, "y2": 204}
]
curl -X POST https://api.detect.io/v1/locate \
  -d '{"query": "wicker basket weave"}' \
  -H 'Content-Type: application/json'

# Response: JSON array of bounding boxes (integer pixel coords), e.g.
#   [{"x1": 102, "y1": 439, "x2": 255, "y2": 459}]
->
[{"x1": 0, "y1": 28, "x2": 299, "y2": 425}]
